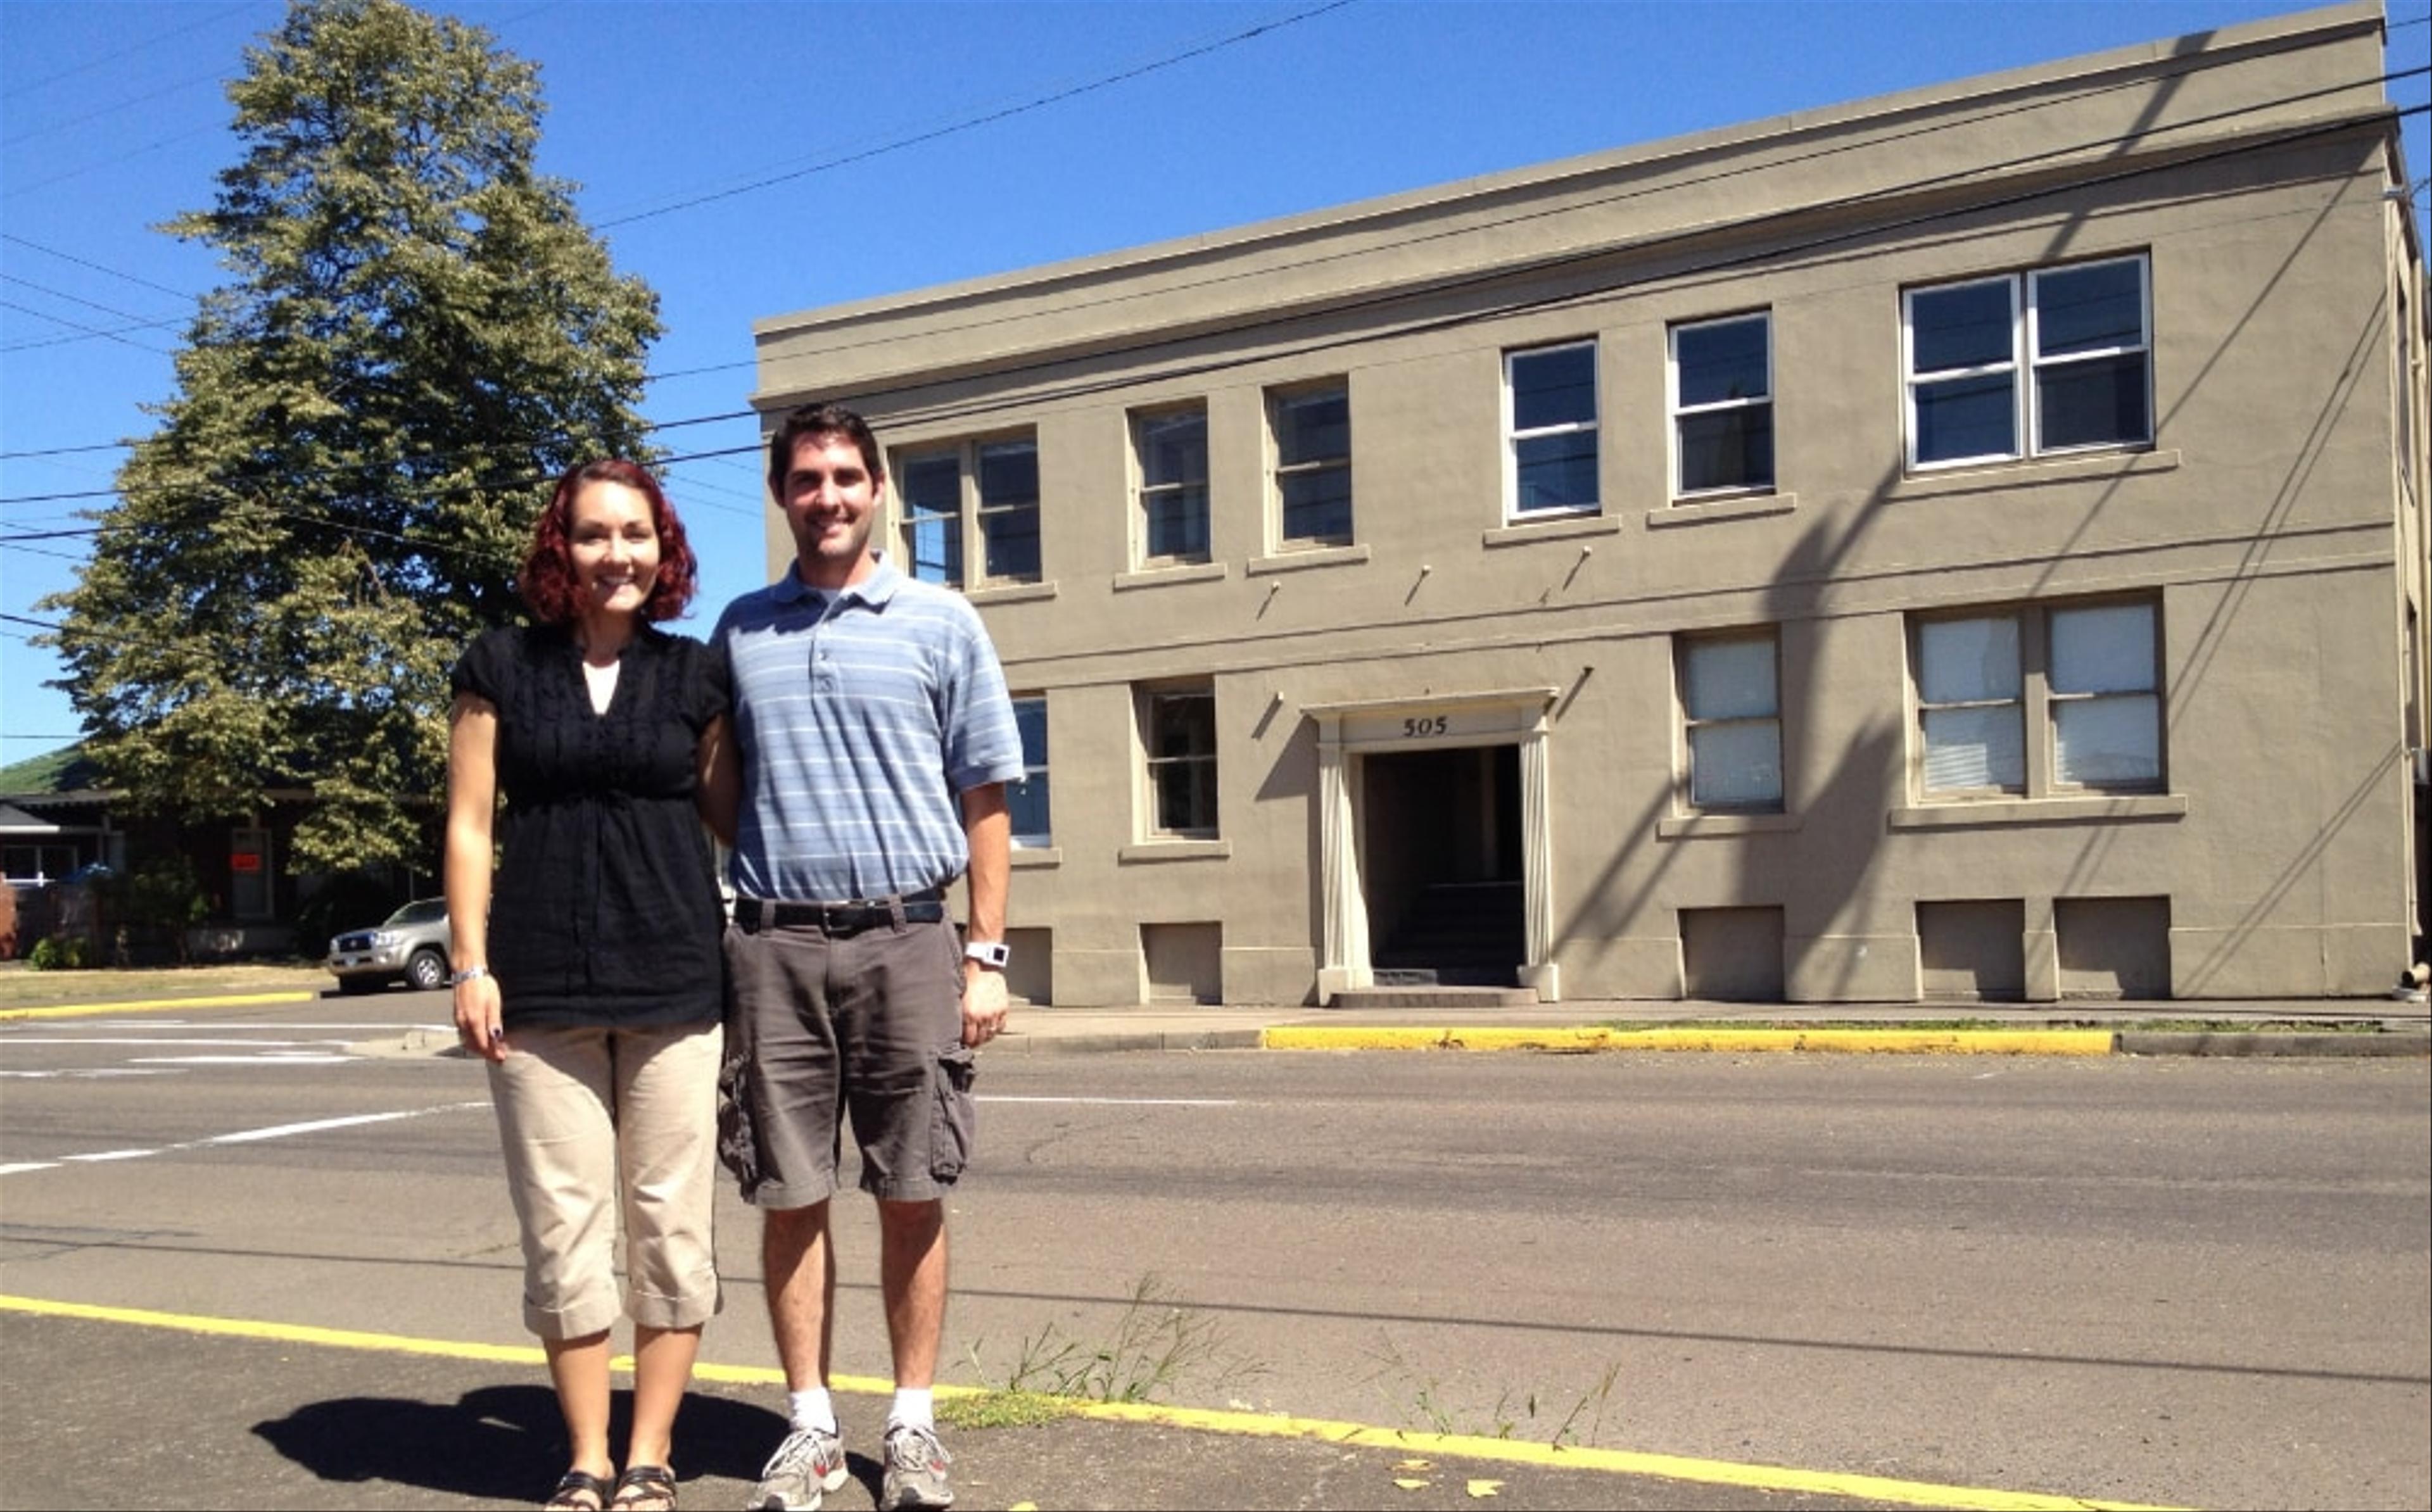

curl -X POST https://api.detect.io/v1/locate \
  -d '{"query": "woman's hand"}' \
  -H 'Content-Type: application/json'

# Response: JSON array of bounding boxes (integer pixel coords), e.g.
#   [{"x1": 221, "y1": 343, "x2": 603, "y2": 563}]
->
[{"x1": 453, "y1": 973, "x2": 509, "y2": 1062}]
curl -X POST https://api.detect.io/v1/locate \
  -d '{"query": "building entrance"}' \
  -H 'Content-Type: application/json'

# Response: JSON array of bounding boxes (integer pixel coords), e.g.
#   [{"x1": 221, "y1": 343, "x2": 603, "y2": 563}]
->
[{"x1": 1360, "y1": 745, "x2": 1523, "y2": 985}]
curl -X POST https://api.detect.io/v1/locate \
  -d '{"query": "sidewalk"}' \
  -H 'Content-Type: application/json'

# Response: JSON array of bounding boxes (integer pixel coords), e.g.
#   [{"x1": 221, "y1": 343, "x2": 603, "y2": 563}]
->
[{"x1": 5, "y1": 960, "x2": 2424, "y2": 1055}]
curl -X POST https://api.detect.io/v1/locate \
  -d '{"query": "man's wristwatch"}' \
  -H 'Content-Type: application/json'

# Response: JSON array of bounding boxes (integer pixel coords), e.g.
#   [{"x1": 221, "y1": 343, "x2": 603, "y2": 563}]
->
[{"x1": 963, "y1": 940, "x2": 1010, "y2": 970}]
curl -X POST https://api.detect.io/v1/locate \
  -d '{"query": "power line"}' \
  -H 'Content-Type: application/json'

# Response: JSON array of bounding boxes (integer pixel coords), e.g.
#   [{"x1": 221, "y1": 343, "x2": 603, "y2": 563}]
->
[{"x1": 593, "y1": 1, "x2": 1358, "y2": 230}]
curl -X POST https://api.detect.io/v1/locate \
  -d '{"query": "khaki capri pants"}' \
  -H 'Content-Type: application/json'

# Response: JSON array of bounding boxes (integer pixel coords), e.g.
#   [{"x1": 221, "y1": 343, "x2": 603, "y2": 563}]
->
[{"x1": 488, "y1": 1019, "x2": 725, "y2": 1340}]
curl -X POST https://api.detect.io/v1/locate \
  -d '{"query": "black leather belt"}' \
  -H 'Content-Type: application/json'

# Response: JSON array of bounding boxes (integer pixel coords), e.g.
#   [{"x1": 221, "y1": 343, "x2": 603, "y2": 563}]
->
[{"x1": 735, "y1": 890, "x2": 946, "y2": 936}]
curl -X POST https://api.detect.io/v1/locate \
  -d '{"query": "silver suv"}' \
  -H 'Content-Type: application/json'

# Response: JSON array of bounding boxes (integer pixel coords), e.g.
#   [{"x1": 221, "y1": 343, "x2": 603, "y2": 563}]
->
[{"x1": 326, "y1": 898, "x2": 452, "y2": 993}]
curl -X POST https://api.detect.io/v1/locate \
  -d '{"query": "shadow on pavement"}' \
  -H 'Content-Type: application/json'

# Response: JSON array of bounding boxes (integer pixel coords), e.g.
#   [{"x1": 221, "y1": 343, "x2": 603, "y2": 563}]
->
[{"x1": 251, "y1": 1383, "x2": 790, "y2": 1503}]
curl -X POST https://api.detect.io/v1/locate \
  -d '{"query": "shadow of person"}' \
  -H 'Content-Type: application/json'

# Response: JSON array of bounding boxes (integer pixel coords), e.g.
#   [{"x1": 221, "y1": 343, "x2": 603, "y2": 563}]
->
[{"x1": 252, "y1": 1383, "x2": 789, "y2": 1502}]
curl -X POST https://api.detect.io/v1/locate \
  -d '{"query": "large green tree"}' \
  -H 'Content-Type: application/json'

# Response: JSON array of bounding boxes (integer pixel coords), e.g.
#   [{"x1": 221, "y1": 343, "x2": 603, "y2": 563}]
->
[{"x1": 39, "y1": 0, "x2": 660, "y2": 874}]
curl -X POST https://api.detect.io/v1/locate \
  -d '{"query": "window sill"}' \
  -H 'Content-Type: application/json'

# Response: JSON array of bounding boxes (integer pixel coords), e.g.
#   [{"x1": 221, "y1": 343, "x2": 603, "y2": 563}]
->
[
  {"x1": 1649, "y1": 491, "x2": 1796, "y2": 529},
  {"x1": 1117, "y1": 838, "x2": 1232, "y2": 863},
  {"x1": 968, "y1": 579, "x2": 1059, "y2": 606},
  {"x1": 1248, "y1": 543, "x2": 1371, "y2": 576},
  {"x1": 1114, "y1": 561, "x2": 1229, "y2": 592},
  {"x1": 1483, "y1": 513, "x2": 1623, "y2": 550},
  {"x1": 1010, "y1": 847, "x2": 1061, "y2": 868},
  {"x1": 1889, "y1": 792, "x2": 2187, "y2": 829},
  {"x1": 1657, "y1": 811, "x2": 1802, "y2": 839},
  {"x1": 1892, "y1": 448, "x2": 2181, "y2": 500}
]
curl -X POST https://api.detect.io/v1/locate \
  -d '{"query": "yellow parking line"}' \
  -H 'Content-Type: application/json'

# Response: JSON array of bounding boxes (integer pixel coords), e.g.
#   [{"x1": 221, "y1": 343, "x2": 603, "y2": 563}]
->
[
  {"x1": 1, "y1": 1294, "x2": 2181, "y2": 1511},
  {"x1": 1262, "y1": 1026, "x2": 2119, "y2": 1055},
  {"x1": 0, "y1": 992, "x2": 319, "y2": 1022}
]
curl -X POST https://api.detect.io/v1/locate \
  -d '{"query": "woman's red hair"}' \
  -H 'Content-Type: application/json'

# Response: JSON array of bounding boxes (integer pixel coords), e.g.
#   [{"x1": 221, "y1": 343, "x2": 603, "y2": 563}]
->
[{"x1": 518, "y1": 459, "x2": 699, "y2": 625}]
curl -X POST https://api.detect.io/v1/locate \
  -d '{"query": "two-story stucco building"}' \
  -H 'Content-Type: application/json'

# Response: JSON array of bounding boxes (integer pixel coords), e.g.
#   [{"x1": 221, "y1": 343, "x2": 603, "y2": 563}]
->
[{"x1": 745, "y1": 1, "x2": 2429, "y2": 1007}]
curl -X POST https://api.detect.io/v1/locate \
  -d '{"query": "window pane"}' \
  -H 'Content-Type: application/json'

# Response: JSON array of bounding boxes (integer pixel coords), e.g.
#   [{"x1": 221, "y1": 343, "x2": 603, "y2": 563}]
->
[
  {"x1": 1279, "y1": 467, "x2": 1352, "y2": 543},
  {"x1": 1153, "y1": 758, "x2": 1217, "y2": 833},
  {"x1": 1685, "y1": 637, "x2": 1776, "y2": 721},
  {"x1": 1149, "y1": 693, "x2": 1214, "y2": 759},
  {"x1": 2034, "y1": 260, "x2": 2144, "y2": 356},
  {"x1": 1675, "y1": 317, "x2": 1769, "y2": 406},
  {"x1": 977, "y1": 441, "x2": 1038, "y2": 506},
  {"x1": 1008, "y1": 773, "x2": 1052, "y2": 840},
  {"x1": 1678, "y1": 406, "x2": 1773, "y2": 492},
  {"x1": 2050, "y1": 603, "x2": 2155, "y2": 694},
  {"x1": 981, "y1": 503, "x2": 1040, "y2": 581},
  {"x1": 1911, "y1": 280, "x2": 2015, "y2": 372},
  {"x1": 1690, "y1": 722, "x2": 1783, "y2": 808},
  {"x1": 1915, "y1": 373, "x2": 2017, "y2": 462},
  {"x1": 1013, "y1": 697, "x2": 1048, "y2": 764},
  {"x1": 1144, "y1": 487, "x2": 1208, "y2": 558},
  {"x1": 1923, "y1": 705, "x2": 2025, "y2": 791},
  {"x1": 1139, "y1": 413, "x2": 1206, "y2": 488},
  {"x1": 904, "y1": 514, "x2": 960, "y2": 586},
  {"x1": 1275, "y1": 388, "x2": 1348, "y2": 465},
  {"x1": 1920, "y1": 617, "x2": 2020, "y2": 703},
  {"x1": 1511, "y1": 344, "x2": 1597, "y2": 430},
  {"x1": 2036, "y1": 353, "x2": 2150, "y2": 450},
  {"x1": 2054, "y1": 694, "x2": 2160, "y2": 786},
  {"x1": 1514, "y1": 431, "x2": 1598, "y2": 512},
  {"x1": 900, "y1": 453, "x2": 960, "y2": 512}
]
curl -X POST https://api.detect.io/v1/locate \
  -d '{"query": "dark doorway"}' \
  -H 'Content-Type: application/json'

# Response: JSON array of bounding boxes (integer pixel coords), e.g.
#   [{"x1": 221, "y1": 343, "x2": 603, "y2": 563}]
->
[{"x1": 1360, "y1": 744, "x2": 1523, "y2": 985}]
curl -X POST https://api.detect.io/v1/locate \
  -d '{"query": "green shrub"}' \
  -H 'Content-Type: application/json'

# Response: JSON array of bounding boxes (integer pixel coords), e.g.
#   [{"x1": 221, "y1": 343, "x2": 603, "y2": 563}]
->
[{"x1": 28, "y1": 935, "x2": 88, "y2": 971}]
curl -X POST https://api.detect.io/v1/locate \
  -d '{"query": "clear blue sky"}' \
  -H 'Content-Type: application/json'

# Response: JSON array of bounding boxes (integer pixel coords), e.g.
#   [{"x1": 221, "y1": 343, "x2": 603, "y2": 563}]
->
[{"x1": 4, "y1": 0, "x2": 2427, "y2": 765}]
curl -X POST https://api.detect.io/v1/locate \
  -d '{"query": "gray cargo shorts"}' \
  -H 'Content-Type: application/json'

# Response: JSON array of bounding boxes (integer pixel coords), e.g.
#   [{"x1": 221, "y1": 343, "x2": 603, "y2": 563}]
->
[{"x1": 718, "y1": 904, "x2": 976, "y2": 1208}]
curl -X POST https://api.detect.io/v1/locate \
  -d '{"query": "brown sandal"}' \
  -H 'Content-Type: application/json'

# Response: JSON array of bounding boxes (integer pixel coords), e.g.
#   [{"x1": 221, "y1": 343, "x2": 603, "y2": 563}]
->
[
  {"x1": 610, "y1": 1465, "x2": 678, "y2": 1511},
  {"x1": 544, "y1": 1469, "x2": 615, "y2": 1510}
]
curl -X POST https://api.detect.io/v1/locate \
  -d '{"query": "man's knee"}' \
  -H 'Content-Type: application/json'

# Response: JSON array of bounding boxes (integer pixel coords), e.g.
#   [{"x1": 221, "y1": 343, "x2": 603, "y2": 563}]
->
[
  {"x1": 875, "y1": 1195, "x2": 944, "y2": 1240},
  {"x1": 763, "y1": 1199, "x2": 831, "y2": 1252}
]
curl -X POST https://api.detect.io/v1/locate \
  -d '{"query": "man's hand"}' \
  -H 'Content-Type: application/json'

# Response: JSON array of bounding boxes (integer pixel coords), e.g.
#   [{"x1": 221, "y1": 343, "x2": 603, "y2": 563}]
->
[{"x1": 960, "y1": 962, "x2": 1010, "y2": 1047}]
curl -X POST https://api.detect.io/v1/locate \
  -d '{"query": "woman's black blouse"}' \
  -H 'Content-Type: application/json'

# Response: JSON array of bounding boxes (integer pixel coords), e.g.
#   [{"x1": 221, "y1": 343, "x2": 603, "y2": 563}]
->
[{"x1": 451, "y1": 624, "x2": 726, "y2": 1030}]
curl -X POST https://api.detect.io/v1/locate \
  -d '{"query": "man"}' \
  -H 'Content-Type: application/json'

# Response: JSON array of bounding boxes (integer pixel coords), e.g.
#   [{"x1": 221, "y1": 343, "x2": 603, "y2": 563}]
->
[{"x1": 707, "y1": 402, "x2": 1023, "y2": 1511}]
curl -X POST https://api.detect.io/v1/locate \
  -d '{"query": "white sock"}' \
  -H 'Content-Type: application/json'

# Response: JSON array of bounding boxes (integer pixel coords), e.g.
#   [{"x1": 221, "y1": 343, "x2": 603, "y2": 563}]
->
[
  {"x1": 887, "y1": 1388, "x2": 934, "y2": 1433},
  {"x1": 788, "y1": 1386, "x2": 837, "y2": 1434}
]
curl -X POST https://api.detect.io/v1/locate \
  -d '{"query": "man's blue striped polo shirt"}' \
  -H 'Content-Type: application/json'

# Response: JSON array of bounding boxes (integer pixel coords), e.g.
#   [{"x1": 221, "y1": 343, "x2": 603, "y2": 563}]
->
[{"x1": 714, "y1": 555, "x2": 1023, "y2": 904}]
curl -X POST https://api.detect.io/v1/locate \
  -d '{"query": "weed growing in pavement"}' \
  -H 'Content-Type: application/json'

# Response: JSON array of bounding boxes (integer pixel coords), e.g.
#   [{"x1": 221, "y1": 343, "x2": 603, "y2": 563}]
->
[
  {"x1": 953, "y1": 1273, "x2": 1267, "y2": 1414},
  {"x1": 1362, "y1": 1337, "x2": 1622, "y2": 1447}
]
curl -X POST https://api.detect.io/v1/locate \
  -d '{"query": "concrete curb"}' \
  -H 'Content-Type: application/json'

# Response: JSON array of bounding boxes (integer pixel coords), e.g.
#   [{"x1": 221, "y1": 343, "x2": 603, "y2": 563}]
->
[{"x1": 1254, "y1": 1026, "x2": 2428, "y2": 1057}]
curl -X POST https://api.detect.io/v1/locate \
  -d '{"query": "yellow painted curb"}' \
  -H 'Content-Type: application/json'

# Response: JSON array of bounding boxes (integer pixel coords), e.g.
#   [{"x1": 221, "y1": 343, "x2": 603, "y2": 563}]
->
[
  {"x1": 1261, "y1": 1026, "x2": 2118, "y2": 1055},
  {"x1": 0, "y1": 991, "x2": 319, "y2": 1021},
  {"x1": 0, "y1": 1294, "x2": 2178, "y2": 1512}
]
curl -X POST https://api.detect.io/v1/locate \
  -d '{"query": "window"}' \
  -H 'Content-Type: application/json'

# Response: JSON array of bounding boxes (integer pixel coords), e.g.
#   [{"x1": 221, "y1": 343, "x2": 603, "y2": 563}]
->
[
  {"x1": 1506, "y1": 340, "x2": 1599, "y2": 516},
  {"x1": 1134, "y1": 406, "x2": 1210, "y2": 565},
  {"x1": 1904, "y1": 255, "x2": 2151, "y2": 468},
  {"x1": 892, "y1": 434, "x2": 1041, "y2": 588},
  {"x1": 1008, "y1": 695, "x2": 1051, "y2": 847},
  {"x1": 1141, "y1": 684, "x2": 1217, "y2": 836},
  {"x1": 1914, "y1": 599, "x2": 2161, "y2": 799},
  {"x1": 1678, "y1": 631, "x2": 1783, "y2": 810},
  {"x1": 1270, "y1": 382, "x2": 1351, "y2": 547},
  {"x1": 1671, "y1": 314, "x2": 1773, "y2": 495}
]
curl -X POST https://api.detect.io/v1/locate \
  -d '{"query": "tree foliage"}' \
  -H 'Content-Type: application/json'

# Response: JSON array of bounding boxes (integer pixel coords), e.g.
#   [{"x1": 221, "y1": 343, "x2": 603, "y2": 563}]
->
[{"x1": 38, "y1": 0, "x2": 661, "y2": 873}]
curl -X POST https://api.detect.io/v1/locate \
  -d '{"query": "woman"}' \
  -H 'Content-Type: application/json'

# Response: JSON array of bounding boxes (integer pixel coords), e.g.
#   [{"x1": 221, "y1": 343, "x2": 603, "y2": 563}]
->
[{"x1": 445, "y1": 459, "x2": 730, "y2": 1512}]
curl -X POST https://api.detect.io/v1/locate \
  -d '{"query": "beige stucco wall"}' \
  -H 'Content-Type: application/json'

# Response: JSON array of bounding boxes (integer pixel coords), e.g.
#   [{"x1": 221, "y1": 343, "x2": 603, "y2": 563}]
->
[{"x1": 746, "y1": 3, "x2": 2426, "y2": 1004}]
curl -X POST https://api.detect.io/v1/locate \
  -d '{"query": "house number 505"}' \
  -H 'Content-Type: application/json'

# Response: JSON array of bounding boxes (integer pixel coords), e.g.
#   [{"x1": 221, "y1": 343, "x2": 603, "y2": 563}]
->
[{"x1": 1402, "y1": 715, "x2": 1448, "y2": 738}]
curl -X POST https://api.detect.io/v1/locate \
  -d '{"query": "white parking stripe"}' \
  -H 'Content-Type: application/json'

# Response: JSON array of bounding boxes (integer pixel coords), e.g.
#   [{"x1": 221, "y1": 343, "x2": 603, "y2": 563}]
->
[{"x1": 0, "y1": 1100, "x2": 490, "y2": 1176}]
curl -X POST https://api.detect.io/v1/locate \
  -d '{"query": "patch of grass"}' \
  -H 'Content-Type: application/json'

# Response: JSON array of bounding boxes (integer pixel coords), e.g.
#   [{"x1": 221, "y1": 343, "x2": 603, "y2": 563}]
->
[
  {"x1": 1361, "y1": 1336, "x2": 1622, "y2": 1447},
  {"x1": 936, "y1": 1390, "x2": 1082, "y2": 1430},
  {"x1": 958, "y1": 1273, "x2": 1267, "y2": 1413}
]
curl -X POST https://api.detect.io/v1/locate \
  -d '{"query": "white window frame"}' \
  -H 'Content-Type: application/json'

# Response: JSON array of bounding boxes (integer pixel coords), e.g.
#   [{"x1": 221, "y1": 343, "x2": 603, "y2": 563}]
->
[
  {"x1": 1669, "y1": 312, "x2": 1774, "y2": 498},
  {"x1": 1911, "y1": 597, "x2": 2163, "y2": 802},
  {"x1": 1504, "y1": 339, "x2": 1600, "y2": 519},
  {"x1": 1268, "y1": 380, "x2": 1352, "y2": 549},
  {"x1": 890, "y1": 432, "x2": 1041, "y2": 589},
  {"x1": 1132, "y1": 405, "x2": 1212, "y2": 567},
  {"x1": 1904, "y1": 254, "x2": 2153, "y2": 470},
  {"x1": 1677, "y1": 629, "x2": 1785, "y2": 812},
  {"x1": 1138, "y1": 683, "x2": 1218, "y2": 839}
]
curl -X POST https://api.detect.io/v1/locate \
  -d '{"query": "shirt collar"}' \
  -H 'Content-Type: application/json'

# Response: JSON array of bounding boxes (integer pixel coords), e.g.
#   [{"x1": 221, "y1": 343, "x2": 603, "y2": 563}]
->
[{"x1": 775, "y1": 553, "x2": 902, "y2": 610}]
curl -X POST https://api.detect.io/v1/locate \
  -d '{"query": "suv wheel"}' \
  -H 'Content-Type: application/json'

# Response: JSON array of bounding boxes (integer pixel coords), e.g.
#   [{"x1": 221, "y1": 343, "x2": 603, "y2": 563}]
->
[{"x1": 405, "y1": 948, "x2": 448, "y2": 992}]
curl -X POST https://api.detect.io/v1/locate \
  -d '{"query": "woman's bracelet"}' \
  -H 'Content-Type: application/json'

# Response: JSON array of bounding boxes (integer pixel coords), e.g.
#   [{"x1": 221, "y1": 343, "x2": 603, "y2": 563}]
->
[{"x1": 450, "y1": 965, "x2": 490, "y2": 986}]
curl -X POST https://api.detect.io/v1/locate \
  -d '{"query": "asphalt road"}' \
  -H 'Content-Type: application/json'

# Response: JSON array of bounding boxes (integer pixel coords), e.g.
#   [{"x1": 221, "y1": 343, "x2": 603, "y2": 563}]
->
[{"x1": 2, "y1": 990, "x2": 2426, "y2": 1510}]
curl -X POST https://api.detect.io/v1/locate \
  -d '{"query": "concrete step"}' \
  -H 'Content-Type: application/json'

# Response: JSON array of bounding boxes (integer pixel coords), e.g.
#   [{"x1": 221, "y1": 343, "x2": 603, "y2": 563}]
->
[{"x1": 1326, "y1": 985, "x2": 1542, "y2": 1010}]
